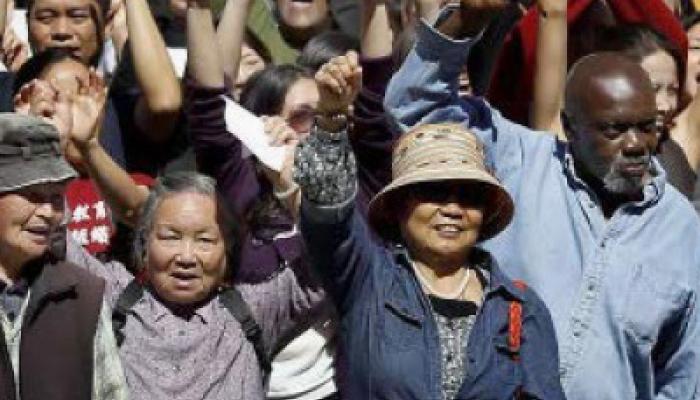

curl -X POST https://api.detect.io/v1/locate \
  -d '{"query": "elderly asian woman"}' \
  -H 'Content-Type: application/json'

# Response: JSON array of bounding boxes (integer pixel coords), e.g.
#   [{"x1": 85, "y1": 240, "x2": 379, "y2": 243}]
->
[
  {"x1": 68, "y1": 171, "x2": 325, "y2": 400},
  {"x1": 293, "y1": 62, "x2": 566, "y2": 400}
]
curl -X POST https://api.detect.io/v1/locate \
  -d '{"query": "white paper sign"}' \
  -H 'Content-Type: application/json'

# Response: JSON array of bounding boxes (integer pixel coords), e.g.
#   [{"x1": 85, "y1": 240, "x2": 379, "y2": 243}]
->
[{"x1": 222, "y1": 95, "x2": 286, "y2": 171}]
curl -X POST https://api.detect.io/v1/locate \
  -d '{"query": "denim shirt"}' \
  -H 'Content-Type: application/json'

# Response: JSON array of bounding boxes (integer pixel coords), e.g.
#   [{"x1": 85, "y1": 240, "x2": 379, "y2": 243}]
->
[
  {"x1": 384, "y1": 18, "x2": 700, "y2": 400},
  {"x1": 299, "y1": 200, "x2": 565, "y2": 399}
]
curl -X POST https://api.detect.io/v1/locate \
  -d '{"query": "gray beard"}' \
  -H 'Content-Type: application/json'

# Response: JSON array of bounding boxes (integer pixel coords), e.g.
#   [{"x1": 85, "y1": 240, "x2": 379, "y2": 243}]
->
[{"x1": 602, "y1": 156, "x2": 653, "y2": 196}]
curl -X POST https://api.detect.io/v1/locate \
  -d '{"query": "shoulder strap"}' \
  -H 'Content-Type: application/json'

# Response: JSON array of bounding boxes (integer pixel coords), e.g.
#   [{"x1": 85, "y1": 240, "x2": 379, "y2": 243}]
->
[
  {"x1": 219, "y1": 287, "x2": 271, "y2": 377},
  {"x1": 112, "y1": 279, "x2": 144, "y2": 347}
]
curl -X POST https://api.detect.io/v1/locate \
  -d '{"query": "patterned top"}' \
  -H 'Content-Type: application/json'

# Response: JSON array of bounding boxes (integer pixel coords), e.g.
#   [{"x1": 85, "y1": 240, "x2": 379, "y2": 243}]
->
[
  {"x1": 429, "y1": 296, "x2": 478, "y2": 400},
  {"x1": 294, "y1": 123, "x2": 356, "y2": 206},
  {"x1": 67, "y1": 236, "x2": 324, "y2": 400}
]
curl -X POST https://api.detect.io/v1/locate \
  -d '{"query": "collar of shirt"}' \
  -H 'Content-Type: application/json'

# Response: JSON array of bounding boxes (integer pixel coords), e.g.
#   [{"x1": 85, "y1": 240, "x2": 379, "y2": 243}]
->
[
  {"x1": 390, "y1": 245, "x2": 525, "y2": 303},
  {"x1": 141, "y1": 288, "x2": 215, "y2": 325}
]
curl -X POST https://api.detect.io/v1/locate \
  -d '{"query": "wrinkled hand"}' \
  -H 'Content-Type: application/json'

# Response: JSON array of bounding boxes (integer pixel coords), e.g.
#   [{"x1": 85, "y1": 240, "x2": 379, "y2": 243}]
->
[
  {"x1": 260, "y1": 116, "x2": 300, "y2": 200},
  {"x1": 13, "y1": 79, "x2": 72, "y2": 141},
  {"x1": 1, "y1": 28, "x2": 29, "y2": 72},
  {"x1": 315, "y1": 50, "x2": 362, "y2": 115},
  {"x1": 68, "y1": 69, "x2": 107, "y2": 150}
]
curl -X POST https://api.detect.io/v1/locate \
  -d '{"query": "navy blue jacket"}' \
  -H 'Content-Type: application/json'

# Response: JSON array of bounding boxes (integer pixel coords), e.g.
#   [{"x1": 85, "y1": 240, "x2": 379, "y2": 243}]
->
[{"x1": 300, "y1": 200, "x2": 566, "y2": 399}]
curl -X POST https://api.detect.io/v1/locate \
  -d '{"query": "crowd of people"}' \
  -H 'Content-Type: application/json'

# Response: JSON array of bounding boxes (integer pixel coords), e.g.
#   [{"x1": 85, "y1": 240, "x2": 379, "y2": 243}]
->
[{"x1": 0, "y1": 0, "x2": 699, "y2": 398}]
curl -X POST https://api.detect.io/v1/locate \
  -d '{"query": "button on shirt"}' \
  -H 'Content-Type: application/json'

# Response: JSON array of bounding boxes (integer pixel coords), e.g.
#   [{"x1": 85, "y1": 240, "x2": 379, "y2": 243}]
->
[{"x1": 385, "y1": 18, "x2": 700, "y2": 400}]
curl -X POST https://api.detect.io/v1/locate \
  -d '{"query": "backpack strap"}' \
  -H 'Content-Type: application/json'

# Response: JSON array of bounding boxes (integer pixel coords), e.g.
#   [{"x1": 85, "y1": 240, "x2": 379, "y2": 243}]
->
[
  {"x1": 218, "y1": 287, "x2": 271, "y2": 377},
  {"x1": 112, "y1": 279, "x2": 145, "y2": 347}
]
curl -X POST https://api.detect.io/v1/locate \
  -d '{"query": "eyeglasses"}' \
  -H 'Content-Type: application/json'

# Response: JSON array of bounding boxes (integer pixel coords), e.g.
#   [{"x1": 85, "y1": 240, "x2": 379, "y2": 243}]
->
[{"x1": 404, "y1": 182, "x2": 486, "y2": 206}]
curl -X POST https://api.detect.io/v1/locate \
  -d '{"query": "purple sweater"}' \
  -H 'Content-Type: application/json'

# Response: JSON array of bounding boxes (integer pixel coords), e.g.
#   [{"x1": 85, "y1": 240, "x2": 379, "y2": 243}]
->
[{"x1": 186, "y1": 57, "x2": 397, "y2": 284}]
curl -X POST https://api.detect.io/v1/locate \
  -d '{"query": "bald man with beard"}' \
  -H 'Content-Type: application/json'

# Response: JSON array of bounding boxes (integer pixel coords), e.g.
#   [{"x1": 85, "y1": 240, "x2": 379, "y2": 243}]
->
[{"x1": 384, "y1": 3, "x2": 700, "y2": 399}]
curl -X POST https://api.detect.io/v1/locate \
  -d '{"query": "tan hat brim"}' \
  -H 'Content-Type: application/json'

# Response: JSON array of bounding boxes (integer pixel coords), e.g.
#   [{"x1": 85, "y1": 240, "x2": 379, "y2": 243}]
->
[{"x1": 368, "y1": 165, "x2": 514, "y2": 242}]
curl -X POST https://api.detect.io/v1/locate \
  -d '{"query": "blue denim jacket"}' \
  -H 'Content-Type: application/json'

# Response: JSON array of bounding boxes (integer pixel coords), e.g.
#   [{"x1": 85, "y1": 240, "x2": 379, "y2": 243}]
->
[
  {"x1": 299, "y1": 199, "x2": 565, "y2": 400},
  {"x1": 384, "y1": 18, "x2": 700, "y2": 400}
]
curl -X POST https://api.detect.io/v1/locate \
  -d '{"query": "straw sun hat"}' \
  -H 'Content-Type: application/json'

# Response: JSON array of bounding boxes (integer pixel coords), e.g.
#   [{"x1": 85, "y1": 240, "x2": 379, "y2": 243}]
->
[{"x1": 368, "y1": 123, "x2": 514, "y2": 242}]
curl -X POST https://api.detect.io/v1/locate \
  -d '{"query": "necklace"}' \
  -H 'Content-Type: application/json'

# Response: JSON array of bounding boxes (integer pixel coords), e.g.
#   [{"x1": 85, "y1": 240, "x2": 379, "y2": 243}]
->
[{"x1": 411, "y1": 262, "x2": 472, "y2": 300}]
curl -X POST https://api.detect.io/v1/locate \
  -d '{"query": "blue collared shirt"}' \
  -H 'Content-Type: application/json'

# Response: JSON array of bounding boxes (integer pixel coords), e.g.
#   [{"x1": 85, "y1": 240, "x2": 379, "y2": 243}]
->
[{"x1": 385, "y1": 18, "x2": 700, "y2": 400}]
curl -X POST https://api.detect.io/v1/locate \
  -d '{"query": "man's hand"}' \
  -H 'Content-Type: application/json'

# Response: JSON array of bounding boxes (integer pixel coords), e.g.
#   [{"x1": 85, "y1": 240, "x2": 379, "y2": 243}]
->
[{"x1": 315, "y1": 51, "x2": 362, "y2": 116}]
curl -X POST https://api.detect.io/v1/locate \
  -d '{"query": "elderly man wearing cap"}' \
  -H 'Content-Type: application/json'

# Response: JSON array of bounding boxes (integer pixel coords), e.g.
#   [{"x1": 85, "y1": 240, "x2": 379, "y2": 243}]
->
[
  {"x1": 291, "y1": 49, "x2": 565, "y2": 399},
  {"x1": 0, "y1": 113, "x2": 127, "y2": 400},
  {"x1": 383, "y1": 1, "x2": 700, "y2": 399}
]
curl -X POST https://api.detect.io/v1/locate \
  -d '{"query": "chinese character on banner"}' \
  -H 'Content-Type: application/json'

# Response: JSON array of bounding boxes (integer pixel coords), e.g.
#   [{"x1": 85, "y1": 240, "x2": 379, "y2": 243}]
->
[
  {"x1": 90, "y1": 225, "x2": 111, "y2": 245},
  {"x1": 72, "y1": 204, "x2": 90, "y2": 223}
]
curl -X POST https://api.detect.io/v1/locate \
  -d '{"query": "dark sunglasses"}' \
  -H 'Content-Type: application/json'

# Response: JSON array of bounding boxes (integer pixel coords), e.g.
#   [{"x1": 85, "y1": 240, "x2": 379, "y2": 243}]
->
[{"x1": 404, "y1": 182, "x2": 486, "y2": 206}]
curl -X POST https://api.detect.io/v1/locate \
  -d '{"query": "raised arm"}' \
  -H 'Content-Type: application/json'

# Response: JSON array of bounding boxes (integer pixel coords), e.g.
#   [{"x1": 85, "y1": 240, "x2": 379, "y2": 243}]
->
[
  {"x1": 530, "y1": 0, "x2": 566, "y2": 137},
  {"x1": 0, "y1": 0, "x2": 29, "y2": 73},
  {"x1": 0, "y1": 0, "x2": 6, "y2": 44},
  {"x1": 360, "y1": 0, "x2": 393, "y2": 58},
  {"x1": 293, "y1": 51, "x2": 382, "y2": 312},
  {"x1": 187, "y1": 0, "x2": 223, "y2": 86},
  {"x1": 126, "y1": 0, "x2": 182, "y2": 142},
  {"x1": 215, "y1": 0, "x2": 253, "y2": 95},
  {"x1": 68, "y1": 70, "x2": 149, "y2": 228},
  {"x1": 257, "y1": 51, "x2": 363, "y2": 223},
  {"x1": 384, "y1": 2, "x2": 554, "y2": 180},
  {"x1": 383, "y1": 11, "x2": 479, "y2": 131},
  {"x1": 186, "y1": 0, "x2": 266, "y2": 216}
]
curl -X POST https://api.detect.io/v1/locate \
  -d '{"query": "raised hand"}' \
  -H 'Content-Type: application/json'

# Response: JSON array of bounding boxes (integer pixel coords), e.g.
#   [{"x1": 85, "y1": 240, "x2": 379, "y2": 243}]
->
[
  {"x1": 262, "y1": 116, "x2": 301, "y2": 146},
  {"x1": 13, "y1": 80, "x2": 72, "y2": 141},
  {"x1": 67, "y1": 69, "x2": 108, "y2": 150},
  {"x1": 315, "y1": 50, "x2": 363, "y2": 116},
  {"x1": 260, "y1": 116, "x2": 301, "y2": 211},
  {"x1": 1, "y1": 27, "x2": 28, "y2": 72}
]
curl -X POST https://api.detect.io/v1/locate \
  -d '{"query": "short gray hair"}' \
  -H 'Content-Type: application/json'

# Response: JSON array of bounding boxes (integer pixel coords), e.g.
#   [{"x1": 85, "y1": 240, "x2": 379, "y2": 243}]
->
[{"x1": 132, "y1": 171, "x2": 243, "y2": 278}]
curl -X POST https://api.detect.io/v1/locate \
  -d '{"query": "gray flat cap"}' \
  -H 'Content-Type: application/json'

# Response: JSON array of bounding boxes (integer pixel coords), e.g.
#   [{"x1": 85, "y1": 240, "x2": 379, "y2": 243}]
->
[{"x1": 0, "y1": 113, "x2": 77, "y2": 193}]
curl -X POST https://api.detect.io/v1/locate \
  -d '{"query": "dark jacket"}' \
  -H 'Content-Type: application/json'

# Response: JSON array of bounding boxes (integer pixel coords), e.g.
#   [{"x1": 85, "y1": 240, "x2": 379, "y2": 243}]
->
[
  {"x1": 300, "y1": 200, "x2": 566, "y2": 400},
  {"x1": 185, "y1": 56, "x2": 397, "y2": 284},
  {"x1": 0, "y1": 259, "x2": 105, "y2": 400}
]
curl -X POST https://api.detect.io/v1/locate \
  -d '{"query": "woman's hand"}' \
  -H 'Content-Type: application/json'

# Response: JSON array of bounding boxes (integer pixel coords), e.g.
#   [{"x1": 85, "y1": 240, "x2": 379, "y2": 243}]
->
[
  {"x1": 13, "y1": 80, "x2": 73, "y2": 141},
  {"x1": 259, "y1": 116, "x2": 302, "y2": 217},
  {"x1": 67, "y1": 69, "x2": 108, "y2": 151},
  {"x1": 315, "y1": 50, "x2": 363, "y2": 116},
  {"x1": 261, "y1": 115, "x2": 301, "y2": 146}
]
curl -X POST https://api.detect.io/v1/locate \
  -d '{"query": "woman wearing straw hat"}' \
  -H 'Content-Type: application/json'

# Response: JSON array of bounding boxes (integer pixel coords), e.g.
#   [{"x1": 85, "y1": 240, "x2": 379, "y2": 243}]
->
[{"x1": 292, "y1": 59, "x2": 565, "y2": 400}]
